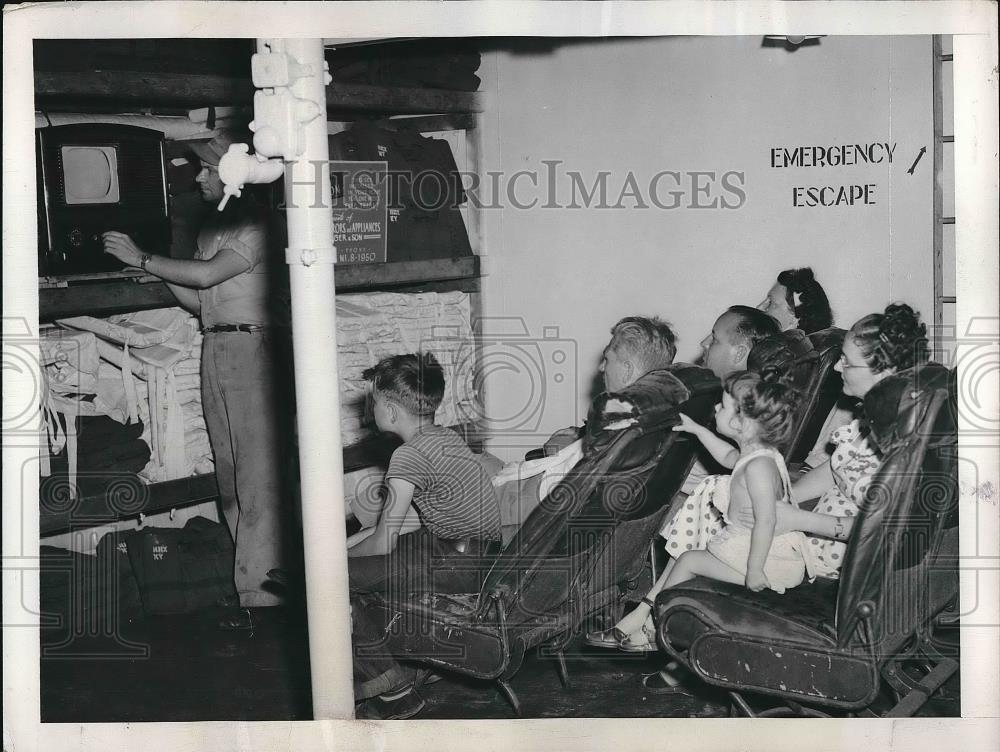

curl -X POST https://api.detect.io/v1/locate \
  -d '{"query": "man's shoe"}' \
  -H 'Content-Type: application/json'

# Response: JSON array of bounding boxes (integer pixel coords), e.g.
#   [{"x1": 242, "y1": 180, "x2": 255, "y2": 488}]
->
[
  {"x1": 217, "y1": 608, "x2": 253, "y2": 631},
  {"x1": 215, "y1": 594, "x2": 240, "y2": 609},
  {"x1": 414, "y1": 668, "x2": 443, "y2": 687},
  {"x1": 356, "y1": 687, "x2": 425, "y2": 720}
]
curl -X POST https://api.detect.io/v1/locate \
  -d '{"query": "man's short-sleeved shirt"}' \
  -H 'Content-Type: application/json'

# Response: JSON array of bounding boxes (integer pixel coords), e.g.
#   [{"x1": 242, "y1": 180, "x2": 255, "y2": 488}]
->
[
  {"x1": 385, "y1": 425, "x2": 502, "y2": 541},
  {"x1": 196, "y1": 209, "x2": 270, "y2": 327}
]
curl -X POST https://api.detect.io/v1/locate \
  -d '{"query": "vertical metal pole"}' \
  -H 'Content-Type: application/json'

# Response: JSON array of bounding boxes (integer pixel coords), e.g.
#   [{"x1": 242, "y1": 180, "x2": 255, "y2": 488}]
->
[{"x1": 275, "y1": 37, "x2": 354, "y2": 719}]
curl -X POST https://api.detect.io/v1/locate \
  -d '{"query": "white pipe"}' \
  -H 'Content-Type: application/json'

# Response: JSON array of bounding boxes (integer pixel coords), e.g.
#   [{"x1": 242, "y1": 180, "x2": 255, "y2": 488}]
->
[{"x1": 274, "y1": 38, "x2": 355, "y2": 719}]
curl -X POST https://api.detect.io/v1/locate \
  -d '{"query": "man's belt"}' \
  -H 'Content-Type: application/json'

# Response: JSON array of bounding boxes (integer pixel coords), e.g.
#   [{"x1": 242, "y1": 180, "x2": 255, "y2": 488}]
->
[{"x1": 201, "y1": 324, "x2": 266, "y2": 334}]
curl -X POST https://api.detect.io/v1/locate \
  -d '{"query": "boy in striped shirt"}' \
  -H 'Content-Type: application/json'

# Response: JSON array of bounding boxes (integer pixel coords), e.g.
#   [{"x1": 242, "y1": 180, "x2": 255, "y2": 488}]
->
[
  {"x1": 349, "y1": 352, "x2": 502, "y2": 719},
  {"x1": 348, "y1": 351, "x2": 502, "y2": 592}
]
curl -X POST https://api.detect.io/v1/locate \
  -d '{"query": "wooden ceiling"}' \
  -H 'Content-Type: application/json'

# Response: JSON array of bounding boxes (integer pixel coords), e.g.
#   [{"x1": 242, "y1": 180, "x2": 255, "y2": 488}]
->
[{"x1": 33, "y1": 39, "x2": 483, "y2": 119}]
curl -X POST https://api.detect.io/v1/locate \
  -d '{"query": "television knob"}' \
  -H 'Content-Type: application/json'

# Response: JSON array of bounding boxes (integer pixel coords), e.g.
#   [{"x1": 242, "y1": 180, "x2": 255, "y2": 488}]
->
[{"x1": 69, "y1": 229, "x2": 83, "y2": 248}]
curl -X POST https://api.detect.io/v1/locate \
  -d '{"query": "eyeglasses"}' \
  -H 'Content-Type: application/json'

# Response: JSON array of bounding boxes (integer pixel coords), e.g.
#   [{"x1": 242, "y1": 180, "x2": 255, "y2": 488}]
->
[{"x1": 837, "y1": 354, "x2": 870, "y2": 370}]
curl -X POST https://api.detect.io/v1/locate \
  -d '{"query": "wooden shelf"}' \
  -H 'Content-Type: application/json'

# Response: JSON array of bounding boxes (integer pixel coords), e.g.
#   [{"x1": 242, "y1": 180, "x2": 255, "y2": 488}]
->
[
  {"x1": 41, "y1": 279, "x2": 180, "y2": 322},
  {"x1": 332, "y1": 256, "x2": 480, "y2": 291},
  {"x1": 40, "y1": 472, "x2": 220, "y2": 537},
  {"x1": 41, "y1": 420, "x2": 485, "y2": 535},
  {"x1": 35, "y1": 70, "x2": 482, "y2": 116},
  {"x1": 40, "y1": 257, "x2": 480, "y2": 321}
]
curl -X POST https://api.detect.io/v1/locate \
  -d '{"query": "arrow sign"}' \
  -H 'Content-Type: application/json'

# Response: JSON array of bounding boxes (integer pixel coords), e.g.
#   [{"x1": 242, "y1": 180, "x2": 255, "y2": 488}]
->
[{"x1": 907, "y1": 146, "x2": 927, "y2": 175}]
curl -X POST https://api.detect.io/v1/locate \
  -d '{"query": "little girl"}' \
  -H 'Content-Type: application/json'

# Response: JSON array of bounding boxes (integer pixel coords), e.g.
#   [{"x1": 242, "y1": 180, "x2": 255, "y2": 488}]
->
[
  {"x1": 586, "y1": 371, "x2": 815, "y2": 661},
  {"x1": 663, "y1": 371, "x2": 810, "y2": 593}
]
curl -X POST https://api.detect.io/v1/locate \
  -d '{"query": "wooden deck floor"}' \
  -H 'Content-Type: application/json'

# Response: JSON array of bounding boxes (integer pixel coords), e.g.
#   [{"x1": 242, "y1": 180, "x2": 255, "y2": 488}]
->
[{"x1": 40, "y1": 605, "x2": 960, "y2": 722}]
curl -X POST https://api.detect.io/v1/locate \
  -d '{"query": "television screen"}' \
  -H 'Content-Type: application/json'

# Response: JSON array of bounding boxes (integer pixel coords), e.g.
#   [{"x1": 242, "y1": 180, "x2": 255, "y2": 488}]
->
[
  {"x1": 38, "y1": 124, "x2": 170, "y2": 275},
  {"x1": 60, "y1": 145, "x2": 120, "y2": 204}
]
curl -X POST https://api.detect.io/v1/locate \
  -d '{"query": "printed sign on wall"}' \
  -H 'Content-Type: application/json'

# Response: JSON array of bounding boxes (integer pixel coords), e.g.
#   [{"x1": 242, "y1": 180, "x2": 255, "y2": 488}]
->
[
  {"x1": 330, "y1": 160, "x2": 388, "y2": 264},
  {"x1": 769, "y1": 141, "x2": 904, "y2": 207}
]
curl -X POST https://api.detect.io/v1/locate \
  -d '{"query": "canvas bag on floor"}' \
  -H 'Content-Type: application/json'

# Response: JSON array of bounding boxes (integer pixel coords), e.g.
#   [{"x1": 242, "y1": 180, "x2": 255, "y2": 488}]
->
[{"x1": 112, "y1": 516, "x2": 236, "y2": 616}]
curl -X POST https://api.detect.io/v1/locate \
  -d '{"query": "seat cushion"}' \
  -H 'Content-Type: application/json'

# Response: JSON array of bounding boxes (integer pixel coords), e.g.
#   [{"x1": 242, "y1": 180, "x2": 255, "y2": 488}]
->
[
  {"x1": 359, "y1": 591, "x2": 510, "y2": 679},
  {"x1": 655, "y1": 575, "x2": 840, "y2": 650},
  {"x1": 656, "y1": 576, "x2": 883, "y2": 709}
]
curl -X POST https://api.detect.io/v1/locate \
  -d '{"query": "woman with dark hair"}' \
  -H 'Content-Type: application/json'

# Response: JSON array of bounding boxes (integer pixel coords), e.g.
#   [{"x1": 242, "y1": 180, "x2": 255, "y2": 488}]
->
[
  {"x1": 746, "y1": 329, "x2": 818, "y2": 391},
  {"x1": 759, "y1": 267, "x2": 834, "y2": 334}
]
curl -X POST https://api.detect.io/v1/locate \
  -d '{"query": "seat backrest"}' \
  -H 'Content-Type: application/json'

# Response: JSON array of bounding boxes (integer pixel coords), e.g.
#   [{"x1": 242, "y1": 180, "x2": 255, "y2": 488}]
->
[
  {"x1": 784, "y1": 327, "x2": 846, "y2": 464},
  {"x1": 478, "y1": 365, "x2": 720, "y2": 626},
  {"x1": 834, "y1": 364, "x2": 957, "y2": 659}
]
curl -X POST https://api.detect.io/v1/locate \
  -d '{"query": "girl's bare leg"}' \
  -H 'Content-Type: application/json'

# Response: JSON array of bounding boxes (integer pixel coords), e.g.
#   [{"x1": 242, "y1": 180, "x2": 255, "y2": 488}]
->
[{"x1": 614, "y1": 556, "x2": 678, "y2": 635}]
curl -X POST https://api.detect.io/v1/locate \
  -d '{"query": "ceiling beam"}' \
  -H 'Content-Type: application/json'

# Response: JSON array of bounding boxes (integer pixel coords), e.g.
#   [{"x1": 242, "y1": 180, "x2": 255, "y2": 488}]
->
[{"x1": 35, "y1": 70, "x2": 482, "y2": 115}]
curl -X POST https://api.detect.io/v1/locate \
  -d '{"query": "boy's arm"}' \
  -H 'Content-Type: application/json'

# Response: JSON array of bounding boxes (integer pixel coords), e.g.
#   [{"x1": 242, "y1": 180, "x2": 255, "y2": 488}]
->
[
  {"x1": 348, "y1": 477, "x2": 416, "y2": 557},
  {"x1": 672, "y1": 413, "x2": 739, "y2": 468},
  {"x1": 744, "y1": 457, "x2": 779, "y2": 590}
]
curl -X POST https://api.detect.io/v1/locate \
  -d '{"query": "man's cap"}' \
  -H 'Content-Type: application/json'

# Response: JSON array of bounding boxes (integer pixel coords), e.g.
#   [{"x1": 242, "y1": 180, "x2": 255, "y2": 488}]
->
[{"x1": 187, "y1": 130, "x2": 252, "y2": 167}]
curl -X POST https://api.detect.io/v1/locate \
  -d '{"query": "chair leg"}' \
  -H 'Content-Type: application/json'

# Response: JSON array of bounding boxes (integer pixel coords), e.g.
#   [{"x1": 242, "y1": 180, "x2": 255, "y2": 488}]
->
[
  {"x1": 884, "y1": 656, "x2": 959, "y2": 718},
  {"x1": 729, "y1": 691, "x2": 830, "y2": 718},
  {"x1": 728, "y1": 691, "x2": 757, "y2": 718},
  {"x1": 496, "y1": 679, "x2": 522, "y2": 716},
  {"x1": 555, "y1": 649, "x2": 571, "y2": 689}
]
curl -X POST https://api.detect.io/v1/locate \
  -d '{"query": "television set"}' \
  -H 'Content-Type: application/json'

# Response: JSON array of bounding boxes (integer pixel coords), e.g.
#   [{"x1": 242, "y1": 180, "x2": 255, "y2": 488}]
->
[{"x1": 37, "y1": 123, "x2": 171, "y2": 275}]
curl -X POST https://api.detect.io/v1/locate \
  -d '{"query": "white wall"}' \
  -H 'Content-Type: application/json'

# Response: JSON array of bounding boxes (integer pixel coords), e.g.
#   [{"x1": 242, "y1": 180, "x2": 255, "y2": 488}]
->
[{"x1": 477, "y1": 35, "x2": 935, "y2": 460}]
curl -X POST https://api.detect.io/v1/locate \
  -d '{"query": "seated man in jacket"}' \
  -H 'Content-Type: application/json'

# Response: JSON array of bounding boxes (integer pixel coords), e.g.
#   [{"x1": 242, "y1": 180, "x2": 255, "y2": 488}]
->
[{"x1": 495, "y1": 315, "x2": 680, "y2": 537}]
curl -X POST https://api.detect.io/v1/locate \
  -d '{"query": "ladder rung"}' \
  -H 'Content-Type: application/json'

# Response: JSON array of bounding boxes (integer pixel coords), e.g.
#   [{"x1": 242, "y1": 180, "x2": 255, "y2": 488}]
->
[
  {"x1": 940, "y1": 296, "x2": 956, "y2": 304},
  {"x1": 941, "y1": 135, "x2": 954, "y2": 143},
  {"x1": 940, "y1": 54, "x2": 953, "y2": 62},
  {"x1": 942, "y1": 217, "x2": 956, "y2": 225}
]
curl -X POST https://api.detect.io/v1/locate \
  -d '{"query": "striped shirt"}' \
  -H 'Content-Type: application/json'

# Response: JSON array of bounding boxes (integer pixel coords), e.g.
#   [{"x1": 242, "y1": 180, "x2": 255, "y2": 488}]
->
[{"x1": 385, "y1": 425, "x2": 501, "y2": 541}]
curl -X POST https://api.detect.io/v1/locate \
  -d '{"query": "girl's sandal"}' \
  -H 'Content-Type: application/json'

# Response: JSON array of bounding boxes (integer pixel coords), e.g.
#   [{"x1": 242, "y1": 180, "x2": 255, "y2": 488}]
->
[
  {"x1": 583, "y1": 627, "x2": 630, "y2": 649},
  {"x1": 619, "y1": 615, "x2": 658, "y2": 653}
]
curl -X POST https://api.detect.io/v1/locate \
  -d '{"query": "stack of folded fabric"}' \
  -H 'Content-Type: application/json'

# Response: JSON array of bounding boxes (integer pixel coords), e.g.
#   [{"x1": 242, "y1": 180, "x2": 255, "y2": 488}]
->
[
  {"x1": 170, "y1": 331, "x2": 214, "y2": 476},
  {"x1": 335, "y1": 291, "x2": 477, "y2": 446},
  {"x1": 45, "y1": 414, "x2": 151, "y2": 498},
  {"x1": 54, "y1": 308, "x2": 215, "y2": 483}
]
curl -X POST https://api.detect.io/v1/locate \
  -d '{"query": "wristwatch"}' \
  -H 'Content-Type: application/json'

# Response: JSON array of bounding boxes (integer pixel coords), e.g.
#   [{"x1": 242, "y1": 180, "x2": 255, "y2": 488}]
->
[
  {"x1": 139, "y1": 253, "x2": 152, "y2": 271},
  {"x1": 834, "y1": 518, "x2": 846, "y2": 540}
]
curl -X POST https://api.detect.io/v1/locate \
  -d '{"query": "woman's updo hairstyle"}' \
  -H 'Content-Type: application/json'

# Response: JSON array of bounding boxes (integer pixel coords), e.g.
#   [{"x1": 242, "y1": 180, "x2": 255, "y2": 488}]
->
[
  {"x1": 724, "y1": 370, "x2": 802, "y2": 452},
  {"x1": 776, "y1": 267, "x2": 834, "y2": 334},
  {"x1": 747, "y1": 329, "x2": 818, "y2": 390},
  {"x1": 850, "y1": 303, "x2": 928, "y2": 374}
]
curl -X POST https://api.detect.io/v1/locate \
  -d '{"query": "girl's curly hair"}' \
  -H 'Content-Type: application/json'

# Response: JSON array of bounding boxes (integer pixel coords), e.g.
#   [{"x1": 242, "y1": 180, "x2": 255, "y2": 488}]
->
[{"x1": 724, "y1": 370, "x2": 802, "y2": 451}]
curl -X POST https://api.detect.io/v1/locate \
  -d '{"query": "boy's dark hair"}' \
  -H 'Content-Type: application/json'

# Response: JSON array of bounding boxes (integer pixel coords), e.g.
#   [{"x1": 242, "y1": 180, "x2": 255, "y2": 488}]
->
[
  {"x1": 724, "y1": 370, "x2": 801, "y2": 451},
  {"x1": 776, "y1": 267, "x2": 834, "y2": 334},
  {"x1": 727, "y1": 305, "x2": 782, "y2": 350},
  {"x1": 363, "y1": 352, "x2": 445, "y2": 416}
]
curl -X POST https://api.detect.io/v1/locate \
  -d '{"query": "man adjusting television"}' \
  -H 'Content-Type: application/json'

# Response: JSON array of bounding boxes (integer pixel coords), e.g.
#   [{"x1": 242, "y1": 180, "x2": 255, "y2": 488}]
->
[{"x1": 102, "y1": 130, "x2": 294, "y2": 631}]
